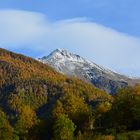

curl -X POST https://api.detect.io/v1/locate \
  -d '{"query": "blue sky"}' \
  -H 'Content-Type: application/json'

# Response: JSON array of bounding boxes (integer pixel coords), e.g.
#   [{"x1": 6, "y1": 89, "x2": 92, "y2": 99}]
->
[
  {"x1": 0, "y1": 0, "x2": 140, "y2": 76},
  {"x1": 1, "y1": 0, "x2": 140, "y2": 36}
]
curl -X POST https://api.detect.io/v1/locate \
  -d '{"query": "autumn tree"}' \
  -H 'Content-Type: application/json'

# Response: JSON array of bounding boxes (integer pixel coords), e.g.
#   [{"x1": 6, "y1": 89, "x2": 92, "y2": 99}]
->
[
  {"x1": 52, "y1": 100, "x2": 64, "y2": 119},
  {"x1": 15, "y1": 105, "x2": 37, "y2": 139},
  {"x1": 53, "y1": 114, "x2": 76, "y2": 140},
  {"x1": 99, "y1": 85, "x2": 140, "y2": 132},
  {"x1": 60, "y1": 94, "x2": 91, "y2": 131},
  {"x1": 0, "y1": 109, "x2": 13, "y2": 140}
]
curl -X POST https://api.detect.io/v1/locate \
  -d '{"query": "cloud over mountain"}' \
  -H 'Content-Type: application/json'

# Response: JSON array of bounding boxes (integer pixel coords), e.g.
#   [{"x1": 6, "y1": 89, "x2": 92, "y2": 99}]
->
[{"x1": 0, "y1": 9, "x2": 140, "y2": 76}]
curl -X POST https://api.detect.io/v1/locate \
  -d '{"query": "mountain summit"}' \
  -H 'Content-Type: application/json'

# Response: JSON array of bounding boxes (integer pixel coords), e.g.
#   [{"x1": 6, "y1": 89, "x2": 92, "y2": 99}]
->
[{"x1": 38, "y1": 49, "x2": 140, "y2": 94}]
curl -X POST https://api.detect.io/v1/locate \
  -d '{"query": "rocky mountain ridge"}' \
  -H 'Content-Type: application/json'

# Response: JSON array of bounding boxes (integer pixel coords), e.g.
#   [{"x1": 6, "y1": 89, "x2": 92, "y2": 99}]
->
[{"x1": 38, "y1": 49, "x2": 140, "y2": 94}]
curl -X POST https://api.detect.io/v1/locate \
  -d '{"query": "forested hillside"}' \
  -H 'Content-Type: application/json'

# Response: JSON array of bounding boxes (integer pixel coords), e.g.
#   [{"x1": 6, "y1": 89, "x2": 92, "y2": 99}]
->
[{"x1": 0, "y1": 48, "x2": 140, "y2": 140}]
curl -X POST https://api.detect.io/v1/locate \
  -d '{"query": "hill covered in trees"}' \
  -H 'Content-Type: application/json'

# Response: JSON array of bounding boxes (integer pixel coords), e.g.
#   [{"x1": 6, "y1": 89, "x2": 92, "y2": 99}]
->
[{"x1": 0, "y1": 48, "x2": 140, "y2": 140}]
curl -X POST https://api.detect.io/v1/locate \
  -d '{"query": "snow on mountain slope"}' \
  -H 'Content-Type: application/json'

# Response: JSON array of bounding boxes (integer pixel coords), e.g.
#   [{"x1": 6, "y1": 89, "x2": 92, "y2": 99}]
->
[{"x1": 38, "y1": 49, "x2": 140, "y2": 94}]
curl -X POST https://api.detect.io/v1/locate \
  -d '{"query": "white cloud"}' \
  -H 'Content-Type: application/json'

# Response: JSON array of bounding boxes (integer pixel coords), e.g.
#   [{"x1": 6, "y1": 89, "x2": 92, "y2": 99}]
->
[{"x1": 0, "y1": 9, "x2": 140, "y2": 76}]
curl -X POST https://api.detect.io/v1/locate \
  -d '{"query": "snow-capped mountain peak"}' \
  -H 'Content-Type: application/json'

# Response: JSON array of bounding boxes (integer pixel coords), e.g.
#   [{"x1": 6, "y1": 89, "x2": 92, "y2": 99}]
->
[
  {"x1": 38, "y1": 49, "x2": 140, "y2": 94},
  {"x1": 41, "y1": 48, "x2": 116, "y2": 75},
  {"x1": 45, "y1": 48, "x2": 87, "y2": 63}
]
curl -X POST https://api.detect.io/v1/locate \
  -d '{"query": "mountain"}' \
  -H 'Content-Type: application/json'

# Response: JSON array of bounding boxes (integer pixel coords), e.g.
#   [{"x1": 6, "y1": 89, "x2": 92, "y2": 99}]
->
[
  {"x1": 38, "y1": 48, "x2": 140, "y2": 94},
  {"x1": 1, "y1": 48, "x2": 140, "y2": 139},
  {"x1": 0, "y1": 48, "x2": 114, "y2": 139},
  {"x1": 0, "y1": 47, "x2": 110, "y2": 115}
]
